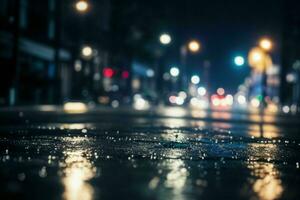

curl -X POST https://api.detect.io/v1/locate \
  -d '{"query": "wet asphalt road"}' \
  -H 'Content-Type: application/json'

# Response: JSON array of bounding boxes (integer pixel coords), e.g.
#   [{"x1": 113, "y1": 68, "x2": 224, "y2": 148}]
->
[{"x1": 0, "y1": 106, "x2": 300, "y2": 200}]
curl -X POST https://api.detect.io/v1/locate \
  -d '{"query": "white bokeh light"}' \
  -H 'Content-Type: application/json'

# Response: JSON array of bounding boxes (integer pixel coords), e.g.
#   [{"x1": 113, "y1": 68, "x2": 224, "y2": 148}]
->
[
  {"x1": 159, "y1": 34, "x2": 172, "y2": 45},
  {"x1": 170, "y1": 67, "x2": 180, "y2": 77},
  {"x1": 191, "y1": 75, "x2": 200, "y2": 84}
]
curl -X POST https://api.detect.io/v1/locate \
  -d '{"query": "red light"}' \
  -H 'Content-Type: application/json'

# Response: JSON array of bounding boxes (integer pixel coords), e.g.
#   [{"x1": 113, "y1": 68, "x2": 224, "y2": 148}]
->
[
  {"x1": 103, "y1": 67, "x2": 114, "y2": 78},
  {"x1": 122, "y1": 70, "x2": 129, "y2": 79},
  {"x1": 211, "y1": 94, "x2": 218, "y2": 100}
]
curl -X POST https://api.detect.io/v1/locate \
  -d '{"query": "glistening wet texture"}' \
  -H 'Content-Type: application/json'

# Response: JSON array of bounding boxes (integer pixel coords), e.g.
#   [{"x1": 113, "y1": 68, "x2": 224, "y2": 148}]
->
[{"x1": 0, "y1": 108, "x2": 300, "y2": 200}]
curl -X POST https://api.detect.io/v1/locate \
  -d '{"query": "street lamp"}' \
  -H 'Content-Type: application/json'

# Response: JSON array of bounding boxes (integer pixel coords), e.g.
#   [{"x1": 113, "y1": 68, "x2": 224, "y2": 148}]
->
[
  {"x1": 248, "y1": 38, "x2": 273, "y2": 110},
  {"x1": 248, "y1": 39, "x2": 274, "y2": 136},
  {"x1": 180, "y1": 39, "x2": 202, "y2": 91},
  {"x1": 155, "y1": 33, "x2": 172, "y2": 105},
  {"x1": 75, "y1": 0, "x2": 89, "y2": 13},
  {"x1": 159, "y1": 33, "x2": 172, "y2": 45}
]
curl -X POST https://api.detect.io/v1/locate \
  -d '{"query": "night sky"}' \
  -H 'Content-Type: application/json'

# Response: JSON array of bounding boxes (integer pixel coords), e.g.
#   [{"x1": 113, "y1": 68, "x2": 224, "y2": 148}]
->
[{"x1": 150, "y1": 0, "x2": 283, "y2": 93}]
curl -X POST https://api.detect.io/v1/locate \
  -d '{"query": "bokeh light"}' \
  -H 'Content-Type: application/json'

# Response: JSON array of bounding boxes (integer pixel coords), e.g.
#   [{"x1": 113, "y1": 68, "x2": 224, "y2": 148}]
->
[
  {"x1": 103, "y1": 67, "x2": 114, "y2": 78},
  {"x1": 259, "y1": 38, "x2": 272, "y2": 51},
  {"x1": 63, "y1": 102, "x2": 88, "y2": 114},
  {"x1": 188, "y1": 40, "x2": 200, "y2": 53},
  {"x1": 170, "y1": 67, "x2": 180, "y2": 77},
  {"x1": 191, "y1": 75, "x2": 200, "y2": 84},
  {"x1": 197, "y1": 87, "x2": 206, "y2": 96},
  {"x1": 234, "y1": 56, "x2": 245, "y2": 66},
  {"x1": 81, "y1": 46, "x2": 93, "y2": 58},
  {"x1": 159, "y1": 33, "x2": 172, "y2": 45},
  {"x1": 217, "y1": 88, "x2": 225, "y2": 96},
  {"x1": 75, "y1": 1, "x2": 89, "y2": 12},
  {"x1": 237, "y1": 95, "x2": 246, "y2": 105},
  {"x1": 251, "y1": 98, "x2": 260, "y2": 108}
]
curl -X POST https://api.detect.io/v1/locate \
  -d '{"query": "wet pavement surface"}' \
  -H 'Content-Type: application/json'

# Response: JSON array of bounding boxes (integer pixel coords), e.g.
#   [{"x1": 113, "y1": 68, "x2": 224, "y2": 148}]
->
[{"x1": 0, "y1": 106, "x2": 300, "y2": 200}]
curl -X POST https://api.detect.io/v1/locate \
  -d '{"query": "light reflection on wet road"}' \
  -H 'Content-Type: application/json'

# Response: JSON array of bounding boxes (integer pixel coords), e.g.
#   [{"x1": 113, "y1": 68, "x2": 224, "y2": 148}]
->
[{"x1": 0, "y1": 106, "x2": 300, "y2": 200}]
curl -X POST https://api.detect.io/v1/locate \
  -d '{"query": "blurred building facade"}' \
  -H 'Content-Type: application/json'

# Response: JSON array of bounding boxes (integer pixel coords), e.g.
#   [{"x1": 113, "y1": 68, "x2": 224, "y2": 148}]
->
[
  {"x1": 281, "y1": 0, "x2": 300, "y2": 106},
  {"x1": 0, "y1": 0, "x2": 70, "y2": 105},
  {"x1": 0, "y1": 0, "x2": 166, "y2": 106},
  {"x1": 0, "y1": 0, "x2": 113, "y2": 105}
]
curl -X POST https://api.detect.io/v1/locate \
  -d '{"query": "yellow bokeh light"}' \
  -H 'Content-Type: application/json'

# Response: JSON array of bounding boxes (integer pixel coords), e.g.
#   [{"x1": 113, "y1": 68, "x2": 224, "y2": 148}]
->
[
  {"x1": 248, "y1": 47, "x2": 273, "y2": 72},
  {"x1": 250, "y1": 98, "x2": 260, "y2": 108},
  {"x1": 248, "y1": 163, "x2": 283, "y2": 200},
  {"x1": 75, "y1": 1, "x2": 89, "y2": 12},
  {"x1": 63, "y1": 102, "x2": 88, "y2": 114},
  {"x1": 188, "y1": 40, "x2": 201, "y2": 53},
  {"x1": 260, "y1": 38, "x2": 272, "y2": 51}
]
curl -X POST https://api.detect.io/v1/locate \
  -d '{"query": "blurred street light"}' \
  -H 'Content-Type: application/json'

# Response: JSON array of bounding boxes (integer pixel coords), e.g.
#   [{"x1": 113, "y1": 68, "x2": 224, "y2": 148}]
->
[
  {"x1": 197, "y1": 87, "x2": 207, "y2": 96},
  {"x1": 234, "y1": 56, "x2": 245, "y2": 66},
  {"x1": 248, "y1": 47, "x2": 272, "y2": 73},
  {"x1": 225, "y1": 94, "x2": 234, "y2": 106},
  {"x1": 251, "y1": 98, "x2": 260, "y2": 108},
  {"x1": 178, "y1": 91, "x2": 187, "y2": 99},
  {"x1": 286, "y1": 72, "x2": 297, "y2": 83},
  {"x1": 180, "y1": 39, "x2": 202, "y2": 92},
  {"x1": 75, "y1": 0, "x2": 89, "y2": 12},
  {"x1": 191, "y1": 75, "x2": 200, "y2": 84},
  {"x1": 282, "y1": 105, "x2": 290, "y2": 114},
  {"x1": 248, "y1": 38, "x2": 274, "y2": 110},
  {"x1": 103, "y1": 67, "x2": 114, "y2": 78},
  {"x1": 188, "y1": 40, "x2": 201, "y2": 53},
  {"x1": 252, "y1": 50, "x2": 263, "y2": 62},
  {"x1": 156, "y1": 33, "x2": 171, "y2": 104},
  {"x1": 217, "y1": 88, "x2": 225, "y2": 96},
  {"x1": 176, "y1": 96, "x2": 185, "y2": 105},
  {"x1": 121, "y1": 70, "x2": 130, "y2": 79},
  {"x1": 74, "y1": 60, "x2": 82, "y2": 72},
  {"x1": 170, "y1": 67, "x2": 180, "y2": 77},
  {"x1": 81, "y1": 45, "x2": 93, "y2": 58},
  {"x1": 146, "y1": 69, "x2": 155, "y2": 77},
  {"x1": 63, "y1": 102, "x2": 88, "y2": 114},
  {"x1": 237, "y1": 94, "x2": 247, "y2": 105},
  {"x1": 259, "y1": 38, "x2": 273, "y2": 51},
  {"x1": 159, "y1": 33, "x2": 172, "y2": 45}
]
